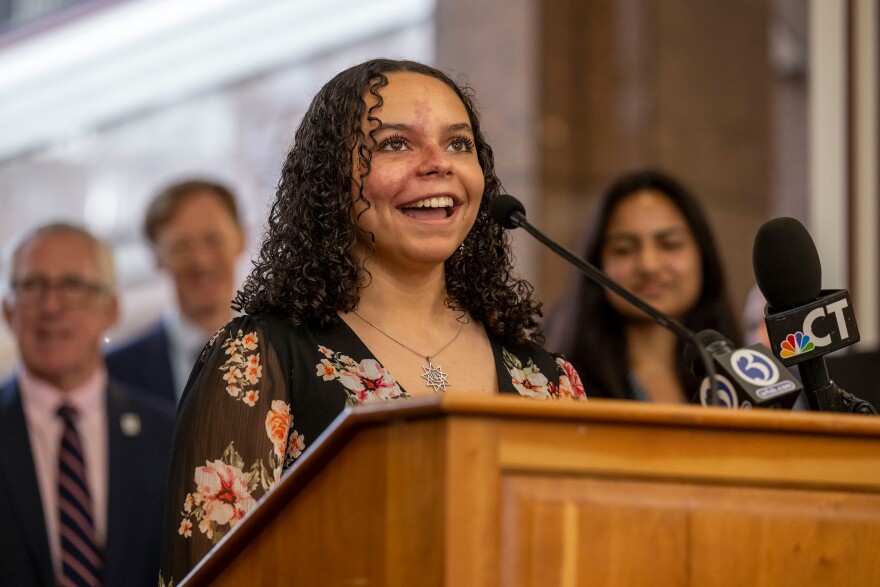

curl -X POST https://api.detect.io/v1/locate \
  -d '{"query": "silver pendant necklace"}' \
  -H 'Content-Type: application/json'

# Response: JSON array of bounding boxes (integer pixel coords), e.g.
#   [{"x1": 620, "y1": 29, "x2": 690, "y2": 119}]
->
[{"x1": 352, "y1": 310, "x2": 467, "y2": 393}]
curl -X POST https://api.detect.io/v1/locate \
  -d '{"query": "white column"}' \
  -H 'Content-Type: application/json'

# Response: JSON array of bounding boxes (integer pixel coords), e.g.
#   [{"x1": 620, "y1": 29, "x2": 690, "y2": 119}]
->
[
  {"x1": 808, "y1": 0, "x2": 848, "y2": 292},
  {"x1": 852, "y1": 0, "x2": 879, "y2": 346}
]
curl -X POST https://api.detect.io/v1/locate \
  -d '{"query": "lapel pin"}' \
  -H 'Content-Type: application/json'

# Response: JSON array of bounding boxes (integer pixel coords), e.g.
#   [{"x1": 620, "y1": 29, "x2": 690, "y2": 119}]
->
[{"x1": 120, "y1": 412, "x2": 141, "y2": 437}]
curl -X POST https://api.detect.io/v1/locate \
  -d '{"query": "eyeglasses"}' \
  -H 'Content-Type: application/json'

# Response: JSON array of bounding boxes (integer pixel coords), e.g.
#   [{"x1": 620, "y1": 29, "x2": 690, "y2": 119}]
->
[
  {"x1": 9, "y1": 276, "x2": 110, "y2": 308},
  {"x1": 159, "y1": 232, "x2": 235, "y2": 261}
]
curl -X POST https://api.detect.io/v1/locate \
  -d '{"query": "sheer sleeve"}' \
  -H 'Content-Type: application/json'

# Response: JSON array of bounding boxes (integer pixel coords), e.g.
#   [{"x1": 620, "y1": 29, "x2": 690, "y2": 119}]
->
[{"x1": 159, "y1": 315, "x2": 293, "y2": 585}]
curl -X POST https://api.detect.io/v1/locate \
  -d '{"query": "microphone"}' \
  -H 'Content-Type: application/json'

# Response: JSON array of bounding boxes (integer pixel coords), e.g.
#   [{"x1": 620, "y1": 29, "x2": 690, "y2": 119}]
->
[
  {"x1": 683, "y1": 330, "x2": 803, "y2": 409},
  {"x1": 752, "y1": 217, "x2": 877, "y2": 414},
  {"x1": 490, "y1": 194, "x2": 723, "y2": 406}
]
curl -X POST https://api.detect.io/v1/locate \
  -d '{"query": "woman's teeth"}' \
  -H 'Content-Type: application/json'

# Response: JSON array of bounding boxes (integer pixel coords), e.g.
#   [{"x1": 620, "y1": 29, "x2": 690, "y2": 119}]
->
[{"x1": 407, "y1": 196, "x2": 454, "y2": 208}]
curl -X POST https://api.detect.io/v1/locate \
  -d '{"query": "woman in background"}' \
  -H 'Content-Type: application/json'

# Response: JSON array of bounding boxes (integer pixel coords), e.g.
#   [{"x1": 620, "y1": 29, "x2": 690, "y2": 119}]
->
[{"x1": 545, "y1": 170, "x2": 741, "y2": 403}]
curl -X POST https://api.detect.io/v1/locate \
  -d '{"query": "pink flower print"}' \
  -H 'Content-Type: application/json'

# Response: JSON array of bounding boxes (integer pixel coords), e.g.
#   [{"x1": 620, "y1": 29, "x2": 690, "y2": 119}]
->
[
  {"x1": 265, "y1": 400, "x2": 291, "y2": 459},
  {"x1": 226, "y1": 385, "x2": 240, "y2": 397},
  {"x1": 345, "y1": 359, "x2": 402, "y2": 402},
  {"x1": 180, "y1": 442, "x2": 276, "y2": 546},
  {"x1": 316, "y1": 359, "x2": 338, "y2": 381},
  {"x1": 511, "y1": 368, "x2": 551, "y2": 398},
  {"x1": 287, "y1": 431, "x2": 305, "y2": 460},
  {"x1": 179, "y1": 519, "x2": 193, "y2": 538},
  {"x1": 241, "y1": 331, "x2": 259, "y2": 350},
  {"x1": 503, "y1": 350, "x2": 558, "y2": 399},
  {"x1": 317, "y1": 347, "x2": 404, "y2": 403},
  {"x1": 337, "y1": 370, "x2": 366, "y2": 393},
  {"x1": 194, "y1": 460, "x2": 256, "y2": 530},
  {"x1": 557, "y1": 358, "x2": 586, "y2": 399},
  {"x1": 243, "y1": 390, "x2": 260, "y2": 406}
]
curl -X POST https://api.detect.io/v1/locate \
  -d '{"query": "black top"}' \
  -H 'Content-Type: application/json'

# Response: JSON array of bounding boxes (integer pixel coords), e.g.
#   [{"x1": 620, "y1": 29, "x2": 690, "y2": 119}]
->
[{"x1": 158, "y1": 312, "x2": 586, "y2": 584}]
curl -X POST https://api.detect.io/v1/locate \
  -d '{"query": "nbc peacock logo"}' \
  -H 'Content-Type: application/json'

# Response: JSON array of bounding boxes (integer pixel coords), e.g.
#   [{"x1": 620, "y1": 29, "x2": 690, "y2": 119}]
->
[{"x1": 779, "y1": 332, "x2": 815, "y2": 358}]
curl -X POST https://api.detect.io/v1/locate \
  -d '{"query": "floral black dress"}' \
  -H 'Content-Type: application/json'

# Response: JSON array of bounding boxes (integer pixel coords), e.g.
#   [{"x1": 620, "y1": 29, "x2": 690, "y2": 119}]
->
[{"x1": 158, "y1": 312, "x2": 586, "y2": 585}]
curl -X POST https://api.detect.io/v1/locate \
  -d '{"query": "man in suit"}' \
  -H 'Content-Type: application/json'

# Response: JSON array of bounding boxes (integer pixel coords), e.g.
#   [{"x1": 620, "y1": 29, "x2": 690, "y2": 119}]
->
[
  {"x1": 107, "y1": 179, "x2": 245, "y2": 403},
  {"x1": 0, "y1": 223, "x2": 175, "y2": 587}
]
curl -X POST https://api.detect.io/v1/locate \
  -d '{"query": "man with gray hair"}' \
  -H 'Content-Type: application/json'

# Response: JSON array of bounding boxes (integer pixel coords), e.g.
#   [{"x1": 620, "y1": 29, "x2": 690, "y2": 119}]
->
[{"x1": 0, "y1": 223, "x2": 174, "y2": 587}]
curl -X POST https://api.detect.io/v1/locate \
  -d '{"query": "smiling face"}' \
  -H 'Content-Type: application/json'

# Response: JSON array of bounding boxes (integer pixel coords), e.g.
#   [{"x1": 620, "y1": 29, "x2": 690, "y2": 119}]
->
[
  {"x1": 3, "y1": 231, "x2": 118, "y2": 391},
  {"x1": 152, "y1": 189, "x2": 244, "y2": 325},
  {"x1": 352, "y1": 72, "x2": 485, "y2": 271},
  {"x1": 600, "y1": 189, "x2": 703, "y2": 321}
]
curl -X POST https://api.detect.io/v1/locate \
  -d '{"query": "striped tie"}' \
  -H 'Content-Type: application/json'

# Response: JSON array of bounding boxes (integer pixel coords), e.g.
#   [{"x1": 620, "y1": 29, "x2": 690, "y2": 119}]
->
[{"x1": 57, "y1": 404, "x2": 103, "y2": 587}]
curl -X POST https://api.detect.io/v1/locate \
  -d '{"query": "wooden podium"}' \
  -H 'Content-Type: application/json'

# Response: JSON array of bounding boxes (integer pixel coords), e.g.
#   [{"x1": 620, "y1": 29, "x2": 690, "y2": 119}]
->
[{"x1": 181, "y1": 394, "x2": 880, "y2": 586}]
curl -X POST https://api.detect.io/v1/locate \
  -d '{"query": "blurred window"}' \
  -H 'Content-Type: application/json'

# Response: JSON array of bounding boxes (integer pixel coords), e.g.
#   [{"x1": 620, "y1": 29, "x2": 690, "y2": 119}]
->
[{"x1": 0, "y1": 0, "x2": 106, "y2": 37}]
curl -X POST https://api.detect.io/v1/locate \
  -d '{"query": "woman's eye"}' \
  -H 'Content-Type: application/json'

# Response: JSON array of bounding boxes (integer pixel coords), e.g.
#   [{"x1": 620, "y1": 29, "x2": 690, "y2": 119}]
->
[
  {"x1": 606, "y1": 244, "x2": 636, "y2": 256},
  {"x1": 379, "y1": 136, "x2": 408, "y2": 151},
  {"x1": 448, "y1": 136, "x2": 475, "y2": 152},
  {"x1": 659, "y1": 239, "x2": 686, "y2": 251}
]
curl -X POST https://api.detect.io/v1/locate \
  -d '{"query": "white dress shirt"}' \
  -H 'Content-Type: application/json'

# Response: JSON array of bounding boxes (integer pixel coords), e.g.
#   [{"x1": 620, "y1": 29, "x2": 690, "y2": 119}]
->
[{"x1": 163, "y1": 310, "x2": 215, "y2": 402}]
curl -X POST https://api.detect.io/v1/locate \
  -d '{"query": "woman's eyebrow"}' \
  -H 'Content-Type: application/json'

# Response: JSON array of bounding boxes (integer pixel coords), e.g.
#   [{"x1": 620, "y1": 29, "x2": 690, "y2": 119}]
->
[
  {"x1": 372, "y1": 122, "x2": 410, "y2": 133},
  {"x1": 603, "y1": 232, "x2": 639, "y2": 243},
  {"x1": 371, "y1": 122, "x2": 474, "y2": 133},
  {"x1": 654, "y1": 226, "x2": 692, "y2": 238},
  {"x1": 604, "y1": 226, "x2": 690, "y2": 240},
  {"x1": 448, "y1": 122, "x2": 473, "y2": 132}
]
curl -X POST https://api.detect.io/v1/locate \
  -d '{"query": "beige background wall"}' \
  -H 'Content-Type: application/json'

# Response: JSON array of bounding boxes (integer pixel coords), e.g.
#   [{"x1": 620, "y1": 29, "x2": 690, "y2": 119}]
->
[{"x1": 435, "y1": 0, "x2": 811, "y2": 322}]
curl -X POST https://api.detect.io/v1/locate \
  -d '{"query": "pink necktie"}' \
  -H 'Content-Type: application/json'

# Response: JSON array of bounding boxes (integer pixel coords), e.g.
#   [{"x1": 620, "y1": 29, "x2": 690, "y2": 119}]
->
[{"x1": 57, "y1": 404, "x2": 103, "y2": 586}]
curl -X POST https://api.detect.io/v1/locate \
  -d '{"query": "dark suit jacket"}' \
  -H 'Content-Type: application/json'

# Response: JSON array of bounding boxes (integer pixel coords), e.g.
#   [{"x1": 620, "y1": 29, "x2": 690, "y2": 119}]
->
[
  {"x1": 0, "y1": 376, "x2": 176, "y2": 587},
  {"x1": 106, "y1": 323, "x2": 176, "y2": 404}
]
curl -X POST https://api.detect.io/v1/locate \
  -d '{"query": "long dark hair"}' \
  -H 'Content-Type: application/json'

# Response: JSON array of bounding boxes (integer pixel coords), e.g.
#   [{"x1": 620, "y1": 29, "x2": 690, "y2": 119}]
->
[
  {"x1": 233, "y1": 59, "x2": 543, "y2": 346},
  {"x1": 545, "y1": 170, "x2": 742, "y2": 399}
]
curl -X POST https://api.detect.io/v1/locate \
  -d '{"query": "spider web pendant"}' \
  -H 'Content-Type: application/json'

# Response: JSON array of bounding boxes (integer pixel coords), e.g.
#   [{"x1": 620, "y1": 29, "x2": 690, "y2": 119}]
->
[{"x1": 422, "y1": 360, "x2": 450, "y2": 392}]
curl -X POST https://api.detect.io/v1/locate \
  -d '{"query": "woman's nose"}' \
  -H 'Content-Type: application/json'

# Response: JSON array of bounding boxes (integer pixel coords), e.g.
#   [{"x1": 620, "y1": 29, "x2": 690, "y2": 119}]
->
[
  {"x1": 419, "y1": 143, "x2": 452, "y2": 176},
  {"x1": 637, "y1": 244, "x2": 662, "y2": 272}
]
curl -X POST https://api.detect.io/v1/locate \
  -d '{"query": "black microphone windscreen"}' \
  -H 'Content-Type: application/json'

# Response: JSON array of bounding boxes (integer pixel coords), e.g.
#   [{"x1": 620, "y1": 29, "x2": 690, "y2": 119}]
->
[
  {"x1": 752, "y1": 217, "x2": 822, "y2": 311},
  {"x1": 489, "y1": 194, "x2": 526, "y2": 229},
  {"x1": 684, "y1": 329, "x2": 732, "y2": 377}
]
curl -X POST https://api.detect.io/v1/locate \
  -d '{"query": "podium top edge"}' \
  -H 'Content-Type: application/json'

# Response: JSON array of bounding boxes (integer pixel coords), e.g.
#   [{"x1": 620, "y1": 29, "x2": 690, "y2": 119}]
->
[{"x1": 343, "y1": 392, "x2": 880, "y2": 438}]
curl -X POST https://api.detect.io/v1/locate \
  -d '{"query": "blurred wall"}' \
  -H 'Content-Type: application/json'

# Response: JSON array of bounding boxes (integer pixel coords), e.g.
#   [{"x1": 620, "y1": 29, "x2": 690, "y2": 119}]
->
[{"x1": 539, "y1": 0, "x2": 795, "y2": 318}]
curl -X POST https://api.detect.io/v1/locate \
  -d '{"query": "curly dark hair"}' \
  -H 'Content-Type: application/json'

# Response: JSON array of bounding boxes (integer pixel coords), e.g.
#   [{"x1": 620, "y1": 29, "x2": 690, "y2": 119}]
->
[
  {"x1": 233, "y1": 58, "x2": 543, "y2": 346},
  {"x1": 545, "y1": 169, "x2": 742, "y2": 400}
]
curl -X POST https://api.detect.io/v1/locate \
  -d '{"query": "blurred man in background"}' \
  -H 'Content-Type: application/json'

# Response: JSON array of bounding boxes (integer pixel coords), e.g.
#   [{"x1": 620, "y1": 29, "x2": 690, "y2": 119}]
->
[
  {"x1": 0, "y1": 223, "x2": 174, "y2": 587},
  {"x1": 107, "y1": 179, "x2": 245, "y2": 403}
]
